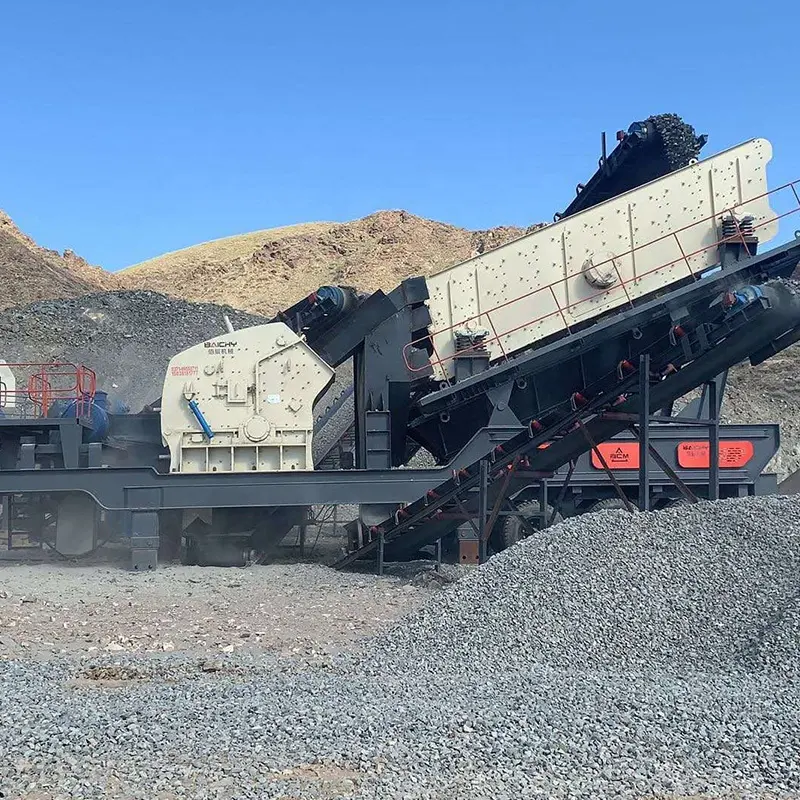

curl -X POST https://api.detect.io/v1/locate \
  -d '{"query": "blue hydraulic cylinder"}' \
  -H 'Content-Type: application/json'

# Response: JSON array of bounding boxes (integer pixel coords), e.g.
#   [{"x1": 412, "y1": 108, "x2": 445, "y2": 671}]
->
[{"x1": 187, "y1": 398, "x2": 214, "y2": 439}]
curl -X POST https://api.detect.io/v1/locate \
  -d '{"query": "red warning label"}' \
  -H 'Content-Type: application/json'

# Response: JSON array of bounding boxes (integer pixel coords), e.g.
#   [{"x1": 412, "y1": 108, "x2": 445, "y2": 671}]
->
[
  {"x1": 677, "y1": 440, "x2": 754, "y2": 469},
  {"x1": 591, "y1": 443, "x2": 640, "y2": 470},
  {"x1": 170, "y1": 365, "x2": 199, "y2": 377}
]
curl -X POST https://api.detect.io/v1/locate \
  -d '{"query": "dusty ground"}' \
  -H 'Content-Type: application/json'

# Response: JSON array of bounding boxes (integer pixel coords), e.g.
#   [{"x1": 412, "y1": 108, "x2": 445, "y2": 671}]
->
[{"x1": 0, "y1": 560, "x2": 435, "y2": 663}]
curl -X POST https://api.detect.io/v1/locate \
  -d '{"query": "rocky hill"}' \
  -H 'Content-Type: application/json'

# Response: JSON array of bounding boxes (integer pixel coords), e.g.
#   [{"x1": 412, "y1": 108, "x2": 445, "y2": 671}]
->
[
  {"x1": 117, "y1": 211, "x2": 531, "y2": 315},
  {"x1": 0, "y1": 211, "x2": 116, "y2": 310},
  {"x1": 2, "y1": 209, "x2": 530, "y2": 316}
]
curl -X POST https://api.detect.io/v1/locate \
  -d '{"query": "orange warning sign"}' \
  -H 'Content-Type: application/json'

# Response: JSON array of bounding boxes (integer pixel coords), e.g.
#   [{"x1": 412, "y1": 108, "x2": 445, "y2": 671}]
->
[
  {"x1": 677, "y1": 440, "x2": 754, "y2": 469},
  {"x1": 591, "y1": 443, "x2": 640, "y2": 470}
]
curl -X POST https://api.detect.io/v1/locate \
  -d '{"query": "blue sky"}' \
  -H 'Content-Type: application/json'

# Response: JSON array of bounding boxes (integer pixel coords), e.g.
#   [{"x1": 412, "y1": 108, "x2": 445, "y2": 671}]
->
[{"x1": 2, "y1": 0, "x2": 798, "y2": 270}]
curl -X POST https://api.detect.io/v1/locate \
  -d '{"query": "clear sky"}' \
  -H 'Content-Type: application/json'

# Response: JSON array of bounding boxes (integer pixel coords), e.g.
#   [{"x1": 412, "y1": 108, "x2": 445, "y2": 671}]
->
[{"x1": 2, "y1": 0, "x2": 798, "y2": 270}]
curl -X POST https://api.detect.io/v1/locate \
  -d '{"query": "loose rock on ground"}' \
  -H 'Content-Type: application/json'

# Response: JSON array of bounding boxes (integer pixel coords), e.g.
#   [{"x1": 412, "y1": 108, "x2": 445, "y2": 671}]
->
[{"x1": 1, "y1": 495, "x2": 799, "y2": 798}]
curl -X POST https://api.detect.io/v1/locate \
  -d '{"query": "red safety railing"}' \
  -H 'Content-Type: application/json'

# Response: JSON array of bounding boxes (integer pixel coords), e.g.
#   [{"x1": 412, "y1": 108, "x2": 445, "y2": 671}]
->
[
  {"x1": 0, "y1": 362, "x2": 97, "y2": 418},
  {"x1": 404, "y1": 179, "x2": 800, "y2": 373}
]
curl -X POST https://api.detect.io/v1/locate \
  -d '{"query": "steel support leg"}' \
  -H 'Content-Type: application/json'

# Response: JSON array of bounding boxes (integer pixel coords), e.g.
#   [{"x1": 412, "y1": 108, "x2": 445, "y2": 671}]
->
[
  {"x1": 1, "y1": 494, "x2": 8, "y2": 548},
  {"x1": 549, "y1": 460, "x2": 576, "y2": 525},
  {"x1": 481, "y1": 456, "x2": 520, "y2": 554},
  {"x1": 435, "y1": 538, "x2": 442, "y2": 572},
  {"x1": 130, "y1": 510, "x2": 159, "y2": 571},
  {"x1": 627, "y1": 427, "x2": 699, "y2": 504},
  {"x1": 708, "y1": 379, "x2": 720, "y2": 501},
  {"x1": 457, "y1": 523, "x2": 480, "y2": 565},
  {"x1": 478, "y1": 458, "x2": 489, "y2": 563},
  {"x1": 377, "y1": 528, "x2": 385, "y2": 576},
  {"x1": 539, "y1": 479, "x2": 549, "y2": 525},
  {"x1": 638, "y1": 353, "x2": 651, "y2": 512}
]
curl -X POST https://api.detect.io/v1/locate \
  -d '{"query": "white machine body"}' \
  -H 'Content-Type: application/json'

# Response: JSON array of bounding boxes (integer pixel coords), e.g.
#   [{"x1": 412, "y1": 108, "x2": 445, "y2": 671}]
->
[
  {"x1": 161, "y1": 323, "x2": 334, "y2": 473},
  {"x1": 0, "y1": 360, "x2": 15, "y2": 411},
  {"x1": 426, "y1": 138, "x2": 778, "y2": 381}
]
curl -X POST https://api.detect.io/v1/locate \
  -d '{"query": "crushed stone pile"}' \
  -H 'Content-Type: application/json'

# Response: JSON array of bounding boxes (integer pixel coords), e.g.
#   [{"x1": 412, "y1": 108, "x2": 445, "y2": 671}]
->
[
  {"x1": 2, "y1": 497, "x2": 800, "y2": 799},
  {"x1": 0, "y1": 291, "x2": 266, "y2": 410},
  {"x1": 724, "y1": 358, "x2": 800, "y2": 481},
  {"x1": 365, "y1": 495, "x2": 800, "y2": 676},
  {"x1": 647, "y1": 112, "x2": 705, "y2": 169}
]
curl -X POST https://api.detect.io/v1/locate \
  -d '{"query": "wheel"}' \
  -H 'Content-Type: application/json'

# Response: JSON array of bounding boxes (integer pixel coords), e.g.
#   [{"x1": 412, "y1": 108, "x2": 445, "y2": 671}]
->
[
  {"x1": 498, "y1": 499, "x2": 563, "y2": 551},
  {"x1": 587, "y1": 497, "x2": 633, "y2": 513}
]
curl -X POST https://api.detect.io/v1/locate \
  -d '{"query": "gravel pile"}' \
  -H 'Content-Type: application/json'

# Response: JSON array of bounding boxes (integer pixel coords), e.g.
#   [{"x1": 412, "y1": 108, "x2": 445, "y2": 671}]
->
[
  {"x1": 648, "y1": 112, "x2": 705, "y2": 169},
  {"x1": 0, "y1": 291, "x2": 267, "y2": 411},
  {"x1": 2, "y1": 496, "x2": 800, "y2": 798},
  {"x1": 364, "y1": 495, "x2": 800, "y2": 677},
  {"x1": 2, "y1": 654, "x2": 798, "y2": 799}
]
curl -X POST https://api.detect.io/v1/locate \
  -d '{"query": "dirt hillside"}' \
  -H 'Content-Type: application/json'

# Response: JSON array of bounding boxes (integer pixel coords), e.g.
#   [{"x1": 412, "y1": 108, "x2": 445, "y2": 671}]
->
[
  {"x1": 117, "y1": 211, "x2": 532, "y2": 315},
  {"x1": 0, "y1": 211, "x2": 117, "y2": 309}
]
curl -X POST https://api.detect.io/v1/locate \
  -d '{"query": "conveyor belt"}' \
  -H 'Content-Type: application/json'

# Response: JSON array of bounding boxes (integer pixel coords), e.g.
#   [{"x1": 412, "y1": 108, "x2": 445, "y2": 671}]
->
[
  {"x1": 336, "y1": 277, "x2": 800, "y2": 566},
  {"x1": 407, "y1": 235, "x2": 800, "y2": 463},
  {"x1": 556, "y1": 113, "x2": 707, "y2": 219}
]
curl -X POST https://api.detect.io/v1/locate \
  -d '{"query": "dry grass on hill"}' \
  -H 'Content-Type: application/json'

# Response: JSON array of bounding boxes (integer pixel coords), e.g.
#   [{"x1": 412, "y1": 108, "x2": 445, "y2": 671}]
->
[{"x1": 117, "y1": 211, "x2": 529, "y2": 315}]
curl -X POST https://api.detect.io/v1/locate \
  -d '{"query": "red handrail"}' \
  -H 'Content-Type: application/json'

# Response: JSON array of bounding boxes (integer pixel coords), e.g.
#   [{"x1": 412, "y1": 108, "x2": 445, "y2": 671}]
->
[{"x1": 0, "y1": 362, "x2": 98, "y2": 417}]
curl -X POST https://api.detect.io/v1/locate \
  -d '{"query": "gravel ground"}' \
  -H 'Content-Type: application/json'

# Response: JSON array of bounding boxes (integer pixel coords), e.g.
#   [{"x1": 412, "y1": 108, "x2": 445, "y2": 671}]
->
[
  {"x1": 2, "y1": 495, "x2": 800, "y2": 799},
  {"x1": 0, "y1": 562, "x2": 430, "y2": 662}
]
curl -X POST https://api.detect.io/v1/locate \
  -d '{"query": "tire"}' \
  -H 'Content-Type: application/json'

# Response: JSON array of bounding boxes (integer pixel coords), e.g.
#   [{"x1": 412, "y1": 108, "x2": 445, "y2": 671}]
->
[
  {"x1": 587, "y1": 497, "x2": 633, "y2": 513},
  {"x1": 498, "y1": 499, "x2": 563, "y2": 551}
]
